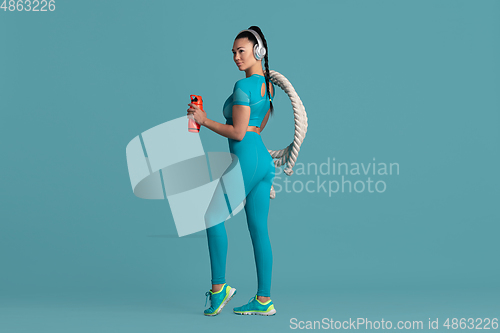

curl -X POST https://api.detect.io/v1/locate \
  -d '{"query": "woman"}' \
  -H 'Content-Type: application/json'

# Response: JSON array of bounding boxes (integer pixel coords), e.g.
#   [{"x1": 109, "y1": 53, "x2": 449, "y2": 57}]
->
[{"x1": 187, "y1": 26, "x2": 277, "y2": 316}]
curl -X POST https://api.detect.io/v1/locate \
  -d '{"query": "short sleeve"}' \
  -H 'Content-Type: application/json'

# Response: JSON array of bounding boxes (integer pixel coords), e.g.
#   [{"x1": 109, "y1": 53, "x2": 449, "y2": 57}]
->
[{"x1": 232, "y1": 80, "x2": 250, "y2": 106}]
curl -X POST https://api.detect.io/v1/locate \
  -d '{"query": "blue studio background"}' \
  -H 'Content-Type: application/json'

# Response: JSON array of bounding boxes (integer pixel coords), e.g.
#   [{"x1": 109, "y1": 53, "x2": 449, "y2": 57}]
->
[{"x1": 1, "y1": 0, "x2": 499, "y2": 332}]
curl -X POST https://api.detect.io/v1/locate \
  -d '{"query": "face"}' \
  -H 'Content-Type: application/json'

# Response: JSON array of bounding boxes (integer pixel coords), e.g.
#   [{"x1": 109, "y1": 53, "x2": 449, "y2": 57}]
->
[{"x1": 232, "y1": 37, "x2": 257, "y2": 71}]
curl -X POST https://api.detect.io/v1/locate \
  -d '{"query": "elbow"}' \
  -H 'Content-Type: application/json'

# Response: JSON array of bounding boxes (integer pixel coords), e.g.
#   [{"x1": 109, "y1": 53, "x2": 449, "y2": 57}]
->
[{"x1": 234, "y1": 130, "x2": 246, "y2": 141}]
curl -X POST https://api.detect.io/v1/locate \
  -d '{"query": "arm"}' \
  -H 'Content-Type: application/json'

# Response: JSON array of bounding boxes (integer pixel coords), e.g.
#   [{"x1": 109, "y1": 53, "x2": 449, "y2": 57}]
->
[
  {"x1": 203, "y1": 104, "x2": 250, "y2": 141},
  {"x1": 190, "y1": 79, "x2": 251, "y2": 141}
]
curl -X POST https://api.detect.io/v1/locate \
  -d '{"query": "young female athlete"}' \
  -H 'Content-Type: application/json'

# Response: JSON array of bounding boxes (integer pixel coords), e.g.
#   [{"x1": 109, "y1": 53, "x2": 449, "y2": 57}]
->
[{"x1": 186, "y1": 26, "x2": 277, "y2": 316}]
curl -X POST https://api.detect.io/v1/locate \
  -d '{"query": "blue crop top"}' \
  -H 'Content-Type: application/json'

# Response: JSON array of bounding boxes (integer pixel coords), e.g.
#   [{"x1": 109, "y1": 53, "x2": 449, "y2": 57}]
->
[{"x1": 223, "y1": 74, "x2": 275, "y2": 127}]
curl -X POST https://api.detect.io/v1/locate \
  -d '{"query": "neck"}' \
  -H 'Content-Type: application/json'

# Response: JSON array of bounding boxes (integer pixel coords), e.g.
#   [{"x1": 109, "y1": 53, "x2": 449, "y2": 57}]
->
[{"x1": 245, "y1": 62, "x2": 265, "y2": 78}]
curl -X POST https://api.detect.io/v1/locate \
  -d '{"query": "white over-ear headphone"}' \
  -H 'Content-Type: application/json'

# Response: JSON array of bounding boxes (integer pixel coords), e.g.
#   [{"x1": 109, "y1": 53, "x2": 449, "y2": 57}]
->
[{"x1": 237, "y1": 28, "x2": 267, "y2": 61}]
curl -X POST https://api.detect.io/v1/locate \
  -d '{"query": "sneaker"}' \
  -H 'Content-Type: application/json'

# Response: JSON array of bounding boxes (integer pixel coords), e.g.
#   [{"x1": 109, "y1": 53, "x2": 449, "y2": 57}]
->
[
  {"x1": 233, "y1": 295, "x2": 276, "y2": 316},
  {"x1": 204, "y1": 283, "x2": 237, "y2": 316}
]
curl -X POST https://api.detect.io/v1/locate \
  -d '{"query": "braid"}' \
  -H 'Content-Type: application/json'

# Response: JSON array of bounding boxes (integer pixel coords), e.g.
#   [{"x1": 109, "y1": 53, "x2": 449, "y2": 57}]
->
[
  {"x1": 248, "y1": 26, "x2": 274, "y2": 116},
  {"x1": 263, "y1": 52, "x2": 274, "y2": 116}
]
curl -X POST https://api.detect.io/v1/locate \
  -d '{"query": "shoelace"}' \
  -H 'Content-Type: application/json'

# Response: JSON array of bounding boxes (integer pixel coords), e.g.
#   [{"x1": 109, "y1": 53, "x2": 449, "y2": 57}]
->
[
  {"x1": 245, "y1": 295, "x2": 256, "y2": 305},
  {"x1": 205, "y1": 291, "x2": 212, "y2": 307}
]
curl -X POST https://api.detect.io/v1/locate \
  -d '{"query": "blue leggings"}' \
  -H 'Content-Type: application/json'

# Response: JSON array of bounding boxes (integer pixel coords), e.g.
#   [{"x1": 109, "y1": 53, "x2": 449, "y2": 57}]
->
[{"x1": 205, "y1": 131, "x2": 275, "y2": 297}]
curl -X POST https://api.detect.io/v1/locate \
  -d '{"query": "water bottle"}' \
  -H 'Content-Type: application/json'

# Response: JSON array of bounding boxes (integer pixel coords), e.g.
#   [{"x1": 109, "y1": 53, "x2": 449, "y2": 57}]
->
[{"x1": 188, "y1": 95, "x2": 203, "y2": 133}]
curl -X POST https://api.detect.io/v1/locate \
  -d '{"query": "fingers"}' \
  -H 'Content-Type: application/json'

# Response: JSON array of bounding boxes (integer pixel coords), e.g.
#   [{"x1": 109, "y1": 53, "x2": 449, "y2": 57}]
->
[
  {"x1": 187, "y1": 103, "x2": 204, "y2": 118},
  {"x1": 187, "y1": 103, "x2": 200, "y2": 118},
  {"x1": 187, "y1": 103, "x2": 202, "y2": 110}
]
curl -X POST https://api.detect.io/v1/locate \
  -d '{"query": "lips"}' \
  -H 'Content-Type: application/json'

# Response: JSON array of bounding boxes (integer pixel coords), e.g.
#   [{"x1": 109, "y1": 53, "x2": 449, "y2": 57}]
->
[{"x1": 236, "y1": 63, "x2": 242, "y2": 66}]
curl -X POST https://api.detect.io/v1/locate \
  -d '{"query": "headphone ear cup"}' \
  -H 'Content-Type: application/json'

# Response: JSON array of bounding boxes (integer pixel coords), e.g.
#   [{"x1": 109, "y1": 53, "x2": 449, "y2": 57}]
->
[
  {"x1": 253, "y1": 44, "x2": 260, "y2": 60},
  {"x1": 254, "y1": 44, "x2": 266, "y2": 61}
]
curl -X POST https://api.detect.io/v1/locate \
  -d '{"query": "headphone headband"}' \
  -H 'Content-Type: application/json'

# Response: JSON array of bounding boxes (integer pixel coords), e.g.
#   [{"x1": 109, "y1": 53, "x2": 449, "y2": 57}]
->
[{"x1": 237, "y1": 28, "x2": 267, "y2": 61}]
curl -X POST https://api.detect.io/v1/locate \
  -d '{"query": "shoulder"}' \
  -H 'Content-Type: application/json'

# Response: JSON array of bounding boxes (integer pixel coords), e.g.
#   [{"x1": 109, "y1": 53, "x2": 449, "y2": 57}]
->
[
  {"x1": 232, "y1": 77, "x2": 253, "y2": 105},
  {"x1": 233, "y1": 76, "x2": 254, "y2": 89},
  {"x1": 233, "y1": 77, "x2": 255, "y2": 97}
]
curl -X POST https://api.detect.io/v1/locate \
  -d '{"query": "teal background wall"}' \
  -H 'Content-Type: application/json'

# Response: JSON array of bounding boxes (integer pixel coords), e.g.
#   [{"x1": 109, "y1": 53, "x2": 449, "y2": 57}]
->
[{"x1": 1, "y1": 0, "x2": 498, "y2": 332}]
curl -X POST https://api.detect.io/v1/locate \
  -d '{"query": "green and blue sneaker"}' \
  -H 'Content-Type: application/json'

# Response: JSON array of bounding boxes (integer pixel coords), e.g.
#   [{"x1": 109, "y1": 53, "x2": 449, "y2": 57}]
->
[
  {"x1": 233, "y1": 295, "x2": 276, "y2": 316},
  {"x1": 204, "y1": 283, "x2": 237, "y2": 316}
]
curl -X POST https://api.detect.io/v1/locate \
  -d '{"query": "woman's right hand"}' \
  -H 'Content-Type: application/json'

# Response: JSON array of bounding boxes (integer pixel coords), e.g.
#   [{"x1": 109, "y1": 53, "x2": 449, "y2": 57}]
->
[{"x1": 187, "y1": 103, "x2": 208, "y2": 126}]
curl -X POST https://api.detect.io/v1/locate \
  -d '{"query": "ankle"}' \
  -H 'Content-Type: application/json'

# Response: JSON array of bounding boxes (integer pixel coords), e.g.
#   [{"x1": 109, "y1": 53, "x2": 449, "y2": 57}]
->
[
  {"x1": 211, "y1": 283, "x2": 225, "y2": 293},
  {"x1": 257, "y1": 295, "x2": 271, "y2": 303}
]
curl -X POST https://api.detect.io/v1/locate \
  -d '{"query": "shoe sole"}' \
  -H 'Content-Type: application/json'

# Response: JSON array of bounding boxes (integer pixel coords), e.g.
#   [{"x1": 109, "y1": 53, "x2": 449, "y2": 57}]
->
[
  {"x1": 204, "y1": 288, "x2": 237, "y2": 316},
  {"x1": 234, "y1": 309, "x2": 277, "y2": 316}
]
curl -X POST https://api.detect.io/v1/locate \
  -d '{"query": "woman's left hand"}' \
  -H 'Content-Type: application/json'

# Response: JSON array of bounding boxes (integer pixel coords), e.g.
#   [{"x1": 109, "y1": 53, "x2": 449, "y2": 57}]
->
[{"x1": 187, "y1": 103, "x2": 208, "y2": 126}]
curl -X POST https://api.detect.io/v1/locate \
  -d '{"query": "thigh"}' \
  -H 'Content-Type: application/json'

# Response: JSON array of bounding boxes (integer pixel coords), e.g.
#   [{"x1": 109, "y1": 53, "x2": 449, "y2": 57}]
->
[
  {"x1": 244, "y1": 177, "x2": 273, "y2": 234},
  {"x1": 231, "y1": 143, "x2": 260, "y2": 197},
  {"x1": 204, "y1": 146, "x2": 258, "y2": 228}
]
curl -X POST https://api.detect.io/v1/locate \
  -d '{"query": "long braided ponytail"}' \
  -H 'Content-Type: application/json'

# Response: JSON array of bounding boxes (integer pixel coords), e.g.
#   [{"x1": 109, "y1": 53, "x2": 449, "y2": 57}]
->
[{"x1": 235, "y1": 26, "x2": 274, "y2": 116}]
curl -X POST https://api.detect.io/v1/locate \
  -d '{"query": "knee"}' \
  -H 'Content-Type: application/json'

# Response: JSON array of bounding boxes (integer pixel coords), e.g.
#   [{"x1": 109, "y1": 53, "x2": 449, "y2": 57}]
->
[
  {"x1": 248, "y1": 224, "x2": 270, "y2": 240},
  {"x1": 206, "y1": 221, "x2": 226, "y2": 237}
]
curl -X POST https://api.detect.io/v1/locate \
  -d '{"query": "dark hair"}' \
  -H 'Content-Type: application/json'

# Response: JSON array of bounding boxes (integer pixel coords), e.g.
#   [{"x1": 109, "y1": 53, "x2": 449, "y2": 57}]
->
[{"x1": 235, "y1": 26, "x2": 274, "y2": 116}]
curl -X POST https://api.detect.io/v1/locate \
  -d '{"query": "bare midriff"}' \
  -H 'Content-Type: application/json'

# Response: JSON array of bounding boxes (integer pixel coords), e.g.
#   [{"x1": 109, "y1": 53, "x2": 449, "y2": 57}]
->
[{"x1": 247, "y1": 126, "x2": 261, "y2": 135}]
